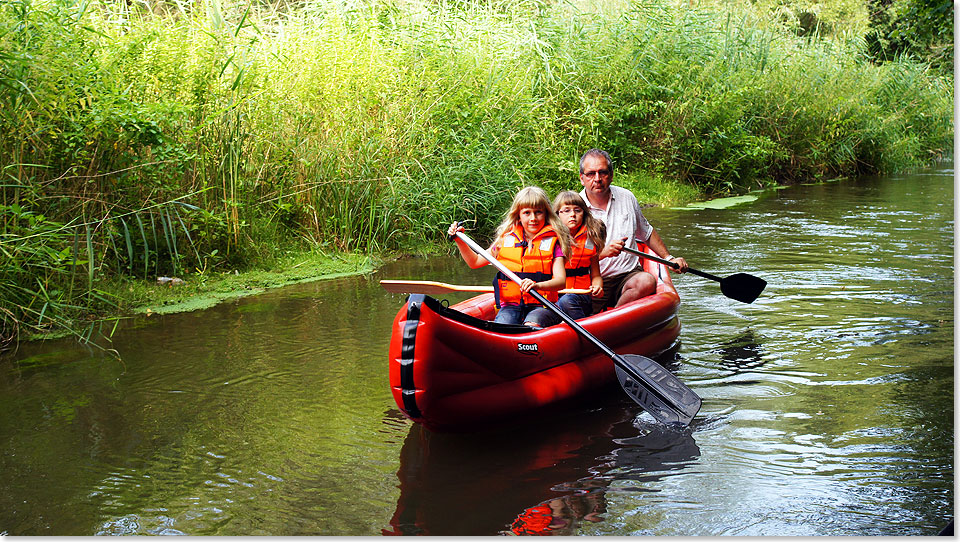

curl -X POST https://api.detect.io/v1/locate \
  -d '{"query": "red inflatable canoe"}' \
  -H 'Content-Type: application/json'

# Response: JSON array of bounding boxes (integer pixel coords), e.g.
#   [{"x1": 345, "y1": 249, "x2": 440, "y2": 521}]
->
[{"x1": 387, "y1": 247, "x2": 681, "y2": 432}]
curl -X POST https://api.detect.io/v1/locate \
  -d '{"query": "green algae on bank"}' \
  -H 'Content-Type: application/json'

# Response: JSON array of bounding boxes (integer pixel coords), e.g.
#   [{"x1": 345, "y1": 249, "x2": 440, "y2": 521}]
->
[
  {"x1": 671, "y1": 194, "x2": 760, "y2": 210},
  {"x1": 13, "y1": 252, "x2": 379, "y2": 346},
  {"x1": 110, "y1": 252, "x2": 378, "y2": 317},
  {"x1": 135, "y1": 271, "x2": 370, "y2": 315}
]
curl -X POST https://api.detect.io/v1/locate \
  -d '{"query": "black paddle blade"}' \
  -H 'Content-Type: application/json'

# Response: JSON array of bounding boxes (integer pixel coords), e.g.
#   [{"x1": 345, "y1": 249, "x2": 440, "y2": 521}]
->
[
  {"x1": 719, "y1": 273, "x2": 767, "y2": 304},
  {"x1": 614, "y1": 354, "x2": 701, "y2": 427}
]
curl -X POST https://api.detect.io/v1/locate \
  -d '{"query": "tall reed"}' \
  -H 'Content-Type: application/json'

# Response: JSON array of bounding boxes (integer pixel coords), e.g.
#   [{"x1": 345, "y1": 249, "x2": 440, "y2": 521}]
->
[{"x1": 0, "y1": 0, "x2": 952, "y2": 347}]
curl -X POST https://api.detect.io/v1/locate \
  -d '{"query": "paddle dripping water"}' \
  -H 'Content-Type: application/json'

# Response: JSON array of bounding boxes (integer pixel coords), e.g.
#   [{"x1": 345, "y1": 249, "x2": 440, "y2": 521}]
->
[{"x1": 0, "y1": 163, "x2": 952, "y2": 535}]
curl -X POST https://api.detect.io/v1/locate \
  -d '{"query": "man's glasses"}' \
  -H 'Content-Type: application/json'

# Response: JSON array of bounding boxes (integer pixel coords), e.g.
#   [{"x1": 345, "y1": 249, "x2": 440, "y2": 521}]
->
[{"x1": 581, "y1": 169, "x2": 610, "y2": 179}]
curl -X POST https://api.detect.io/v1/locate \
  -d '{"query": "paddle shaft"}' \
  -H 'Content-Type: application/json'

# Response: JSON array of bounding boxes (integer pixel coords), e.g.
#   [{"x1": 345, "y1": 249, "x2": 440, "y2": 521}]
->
[
  {"x1": 621, "y1": 246, "x2": 722, "y2": 282},
  {"x1": 622, "y1": 244, "x2": 766, "y2": 304},
  {"x1": 456, "y1": 232, "x2": 700, "y2": 426},
  {"x1": 454, "y1": 232, "x2": 624, "y2": 356},
  {"x1": 380, "y1": 280, "x2": 589, "y2": 295}
]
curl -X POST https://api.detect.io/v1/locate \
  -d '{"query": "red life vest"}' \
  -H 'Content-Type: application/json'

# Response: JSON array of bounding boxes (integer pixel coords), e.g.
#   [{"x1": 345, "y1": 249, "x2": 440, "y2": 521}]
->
[
  {"x1": 495, "y1": 224, "x2": 560, "y2": 306},
  {"x1": 564, "y1": 225, "x2": 597, "y2": 290}
]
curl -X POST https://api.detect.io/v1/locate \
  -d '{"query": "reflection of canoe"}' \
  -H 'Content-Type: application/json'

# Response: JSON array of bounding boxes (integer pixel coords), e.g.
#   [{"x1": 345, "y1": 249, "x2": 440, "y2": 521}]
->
[
  {"x1": 387, "y1": 247, "x2": 681, "y2": 432},
  {"x1": 382, "y1": 404, "x2": 635, "y2": 535},
  {"x1": 382, "y1": 400, "x2": 701, "y2": 535}
]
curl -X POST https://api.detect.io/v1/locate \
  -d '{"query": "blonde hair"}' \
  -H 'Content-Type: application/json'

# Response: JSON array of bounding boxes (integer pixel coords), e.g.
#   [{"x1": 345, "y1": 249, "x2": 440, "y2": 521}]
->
[
  {"x1": 552, "y1": 190, "x2": 606, "y2": 248},
  {"x1": 494, "y1": 186, "x2": 572, "y2": 257}
]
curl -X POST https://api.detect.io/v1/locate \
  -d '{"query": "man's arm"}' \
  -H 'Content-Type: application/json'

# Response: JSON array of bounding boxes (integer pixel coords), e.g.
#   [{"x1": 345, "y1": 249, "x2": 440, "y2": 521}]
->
[{"x1": 645, "y1": 229, "x2": 688, "y2": 273}]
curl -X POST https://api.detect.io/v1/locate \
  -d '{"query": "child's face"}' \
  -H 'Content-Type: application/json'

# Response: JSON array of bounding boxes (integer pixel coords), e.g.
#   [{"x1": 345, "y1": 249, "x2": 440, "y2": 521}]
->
[
  {"x1": 518, "y1": 207, "x2": 546, "y2": 237},
  {"x1": 556, "y1": 204, "x2": 584, "y2": 230}
]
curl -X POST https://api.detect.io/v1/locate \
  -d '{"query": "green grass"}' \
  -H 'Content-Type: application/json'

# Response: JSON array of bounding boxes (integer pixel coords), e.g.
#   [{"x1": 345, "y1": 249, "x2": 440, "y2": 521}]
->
[
  {"x1": 0, "y1": 0, "x2": 952, "y2": 349},
  {"x1": 618, "y1": 172, "x2": 705, "y2": 208}
]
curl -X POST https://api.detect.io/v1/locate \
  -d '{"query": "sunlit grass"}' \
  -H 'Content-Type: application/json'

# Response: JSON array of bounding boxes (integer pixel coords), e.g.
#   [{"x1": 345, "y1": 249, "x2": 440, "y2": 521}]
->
[
  {"x1": 0, "y1": 0, "x2": 952, "y2": 347},
  {"x1": 619, "y1": 172, "x2": 704, "y2": 208}
]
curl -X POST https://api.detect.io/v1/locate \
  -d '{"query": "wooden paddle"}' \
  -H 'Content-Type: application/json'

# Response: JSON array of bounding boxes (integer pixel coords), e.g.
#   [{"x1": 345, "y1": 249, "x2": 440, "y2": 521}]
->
[
  {"x1": 621, "y1": 246, "x2": 766, "y2": 304},
  {"x1": 452, "y1": 230, "x2": 701, "y2": 428},
  {"x1": 380, "y1": 280, "x2": 590, "y2": 296}
]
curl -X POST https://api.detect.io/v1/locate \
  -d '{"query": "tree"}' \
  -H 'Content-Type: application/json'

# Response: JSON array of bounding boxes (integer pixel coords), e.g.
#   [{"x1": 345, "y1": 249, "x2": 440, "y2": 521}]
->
[{"x1": 867, "y1": 0, "x2": 954, "y2": 73}]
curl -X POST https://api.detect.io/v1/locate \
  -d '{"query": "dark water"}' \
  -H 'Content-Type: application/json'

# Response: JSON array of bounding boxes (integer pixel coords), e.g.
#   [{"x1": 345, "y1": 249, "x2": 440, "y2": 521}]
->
[{"x1": 0, "y1": 164, "x2": 953, "y2": 535}]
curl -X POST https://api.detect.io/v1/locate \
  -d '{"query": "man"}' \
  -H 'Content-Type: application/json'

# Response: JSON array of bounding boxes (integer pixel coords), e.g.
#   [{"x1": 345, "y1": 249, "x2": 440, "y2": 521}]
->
[{"x1": 577, "y1": 148, "x2": 688, "y2": 311}]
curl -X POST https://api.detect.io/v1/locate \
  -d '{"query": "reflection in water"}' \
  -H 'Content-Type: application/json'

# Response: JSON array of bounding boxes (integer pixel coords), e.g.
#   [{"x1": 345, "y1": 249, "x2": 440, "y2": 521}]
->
[
  {"x1": 384, "y1": 399, "x2": 700, "y2": 536},
  {"x1": 509, "y1": 424, "x2": 701, "y2": 536},
  {"x1": 714, "y1": 330, "x2": 767, "y2": 373}
]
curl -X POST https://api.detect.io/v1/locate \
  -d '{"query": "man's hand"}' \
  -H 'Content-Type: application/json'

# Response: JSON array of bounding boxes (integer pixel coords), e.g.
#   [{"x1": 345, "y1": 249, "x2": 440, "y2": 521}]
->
[
  {"x1": 668, "y1": 255, "x2": 689, "y2": 273},
  {"x1": 600, "y1": 236, "x2": 628, "y2": 259}
]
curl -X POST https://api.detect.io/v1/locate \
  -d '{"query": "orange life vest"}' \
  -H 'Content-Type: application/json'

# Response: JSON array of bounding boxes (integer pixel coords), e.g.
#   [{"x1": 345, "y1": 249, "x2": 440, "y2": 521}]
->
[
  {"x1": 564, "y1": 225, "x2": 598, "y2": 290},
  {"x1": 495, "y1": 224, "x2": 560, "y2": 306}
]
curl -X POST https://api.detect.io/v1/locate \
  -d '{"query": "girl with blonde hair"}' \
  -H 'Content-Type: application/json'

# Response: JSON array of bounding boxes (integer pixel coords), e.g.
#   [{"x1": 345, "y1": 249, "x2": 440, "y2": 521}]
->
[
  {"x1": 553, "y1": 191, "x2": 606, "y2": 319},
  {"x1": 448, "y1": 186, "x2": 572, "y2": 328}
]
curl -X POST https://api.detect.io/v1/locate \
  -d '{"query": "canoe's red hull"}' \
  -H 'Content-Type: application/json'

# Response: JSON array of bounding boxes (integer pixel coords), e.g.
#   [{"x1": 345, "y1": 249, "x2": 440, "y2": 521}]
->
[{"x1": 387, "y1": 250, "x2": 681, "y2": 432}]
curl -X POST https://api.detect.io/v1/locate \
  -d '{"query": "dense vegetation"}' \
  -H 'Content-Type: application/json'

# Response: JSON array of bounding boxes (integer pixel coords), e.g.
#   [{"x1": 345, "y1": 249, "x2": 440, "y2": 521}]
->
[{"x1": 0, "y1": 0, "x2": 952, "y2": 348}]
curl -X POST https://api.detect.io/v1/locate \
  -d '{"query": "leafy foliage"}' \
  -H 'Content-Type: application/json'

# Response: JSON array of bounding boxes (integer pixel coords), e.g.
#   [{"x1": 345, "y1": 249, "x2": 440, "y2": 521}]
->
[{"x1": 865, "y1": 0, "x2": 953, "y2": 74}]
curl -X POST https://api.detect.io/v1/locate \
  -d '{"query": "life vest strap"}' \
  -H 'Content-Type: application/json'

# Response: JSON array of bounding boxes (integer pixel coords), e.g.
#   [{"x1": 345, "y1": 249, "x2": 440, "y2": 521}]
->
[{"x1": 496, "y1": 270, "x2": 552, "y2": 283}]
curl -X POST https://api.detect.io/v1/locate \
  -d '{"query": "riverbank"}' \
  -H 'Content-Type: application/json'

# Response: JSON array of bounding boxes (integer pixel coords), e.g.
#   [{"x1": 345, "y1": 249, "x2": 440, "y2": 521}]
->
[
  {"x1": 10, "y1": 251, "x2": 377, "y2": 346},
  {"x1": 112, "y1": 251, "x2": 378, "y2": 316},
  {"x1": 101, "y1": 172, "x2": 703, "y2": 314},
  {"x1": 3, "y1": 170, "x2": 702, "y2": 349}
]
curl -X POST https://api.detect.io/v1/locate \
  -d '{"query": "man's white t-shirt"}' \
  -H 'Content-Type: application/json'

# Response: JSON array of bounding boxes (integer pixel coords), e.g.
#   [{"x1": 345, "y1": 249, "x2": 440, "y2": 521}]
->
[{"x1": 579, "y1": 185, "x2": 653, "y2": 277}]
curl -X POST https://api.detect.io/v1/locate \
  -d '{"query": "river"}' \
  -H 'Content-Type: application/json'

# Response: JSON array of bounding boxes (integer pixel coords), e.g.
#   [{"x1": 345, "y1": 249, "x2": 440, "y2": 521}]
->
[{"x1": 0, "y1": 163, "x2": 953, "y2": 535}]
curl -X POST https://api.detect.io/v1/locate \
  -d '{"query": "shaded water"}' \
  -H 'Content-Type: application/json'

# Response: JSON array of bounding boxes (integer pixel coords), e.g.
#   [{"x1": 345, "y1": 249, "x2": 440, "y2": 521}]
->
[{"x1": 0, "y1": 164, "x2": 953, "y2": 535}]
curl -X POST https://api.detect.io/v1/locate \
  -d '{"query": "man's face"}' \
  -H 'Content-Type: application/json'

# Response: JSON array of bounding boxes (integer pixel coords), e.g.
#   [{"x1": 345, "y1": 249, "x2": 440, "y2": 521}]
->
[{"x1": 579, "y1": 155, "x2": 612, "y2": 196}]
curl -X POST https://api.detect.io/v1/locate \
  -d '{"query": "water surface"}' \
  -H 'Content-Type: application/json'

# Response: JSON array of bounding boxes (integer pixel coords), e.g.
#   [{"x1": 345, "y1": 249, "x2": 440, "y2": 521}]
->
[{"x1": 0, "y1": 164, "x2": 953, "y2": 535}]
